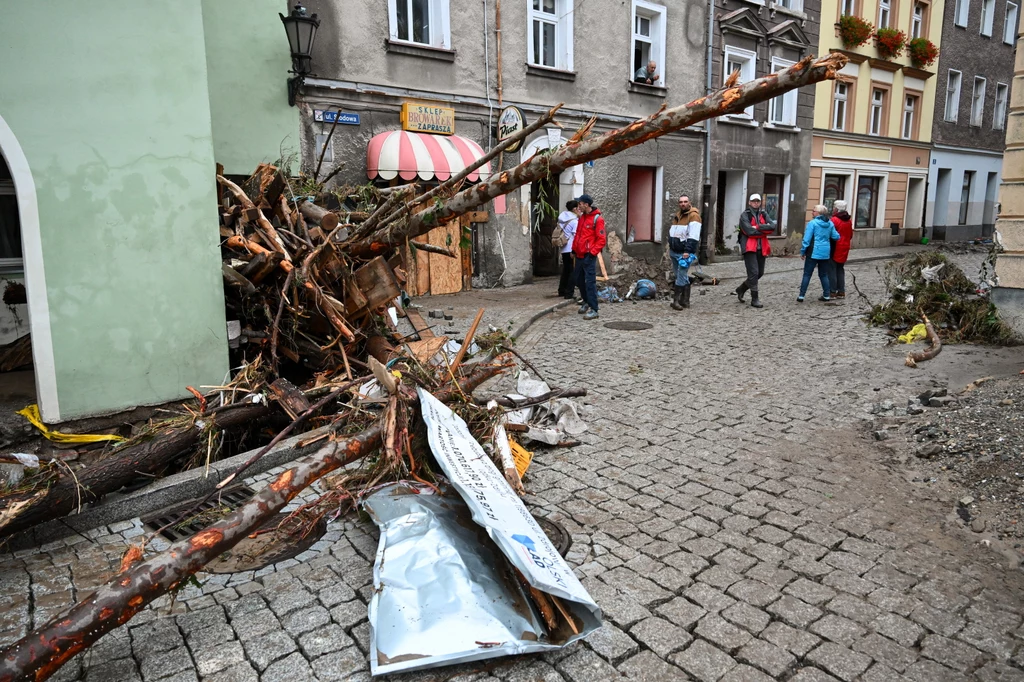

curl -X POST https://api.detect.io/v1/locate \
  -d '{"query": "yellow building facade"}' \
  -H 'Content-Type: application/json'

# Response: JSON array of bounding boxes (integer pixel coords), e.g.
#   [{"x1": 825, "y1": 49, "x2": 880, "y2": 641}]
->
[{"x1": 810, "y1": 0, "x2": 944, "y2": 246}]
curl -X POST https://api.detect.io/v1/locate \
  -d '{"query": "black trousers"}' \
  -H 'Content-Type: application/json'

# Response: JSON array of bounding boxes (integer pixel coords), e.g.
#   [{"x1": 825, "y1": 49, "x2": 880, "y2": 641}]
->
[
  {"x1": 737, "y1": 252, "x2": 767, "y2": 294},
  {"x1": 558, "y1": 253, "x2": 575, "y2": 297}
]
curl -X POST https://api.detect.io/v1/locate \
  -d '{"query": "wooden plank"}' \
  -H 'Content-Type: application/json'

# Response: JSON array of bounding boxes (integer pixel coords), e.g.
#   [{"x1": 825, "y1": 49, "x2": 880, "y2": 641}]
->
[
  {"x1": 460, "y1": 215, "x2": 473, "y2": 291},
  {"x1": 428, "y1": 220, "x2": 463, "y2": 295},
  {"x1": 345, "y1": 256, "x2": 401, "y2": 315},
  {"x1": 413, "y1": 235, "x2": 430, "y2": 296},
  {"x1": 268, "y1": 378, "x2": 312, "y2": 421},
  {"x1": 597, "y1": 252, "x2": 609, "y2": 281},
  {"x1": 405, "y1": 309, "x2": 434, "y2": 338},
  {"x1": 404, "y1": 336, "x2": 448, "y2": 364}
]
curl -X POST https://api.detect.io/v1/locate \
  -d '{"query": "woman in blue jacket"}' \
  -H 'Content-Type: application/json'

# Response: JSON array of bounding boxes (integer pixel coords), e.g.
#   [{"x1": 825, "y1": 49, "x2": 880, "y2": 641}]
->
[{"x1": 799, "y1": 204, "x2": 841, "y2": 302}]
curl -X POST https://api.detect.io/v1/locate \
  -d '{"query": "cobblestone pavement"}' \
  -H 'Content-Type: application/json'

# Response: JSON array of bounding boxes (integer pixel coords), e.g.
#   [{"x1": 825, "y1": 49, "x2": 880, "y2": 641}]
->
[{"x1": 2, "y1": 255, "x2": 1023, "y2": 681}]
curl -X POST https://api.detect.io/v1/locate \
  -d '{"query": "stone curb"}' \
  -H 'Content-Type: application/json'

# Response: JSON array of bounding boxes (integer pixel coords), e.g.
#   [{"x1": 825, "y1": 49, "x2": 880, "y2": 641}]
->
[{"x1": 11, "y1": 298, "x2": 576, "y2": 550}]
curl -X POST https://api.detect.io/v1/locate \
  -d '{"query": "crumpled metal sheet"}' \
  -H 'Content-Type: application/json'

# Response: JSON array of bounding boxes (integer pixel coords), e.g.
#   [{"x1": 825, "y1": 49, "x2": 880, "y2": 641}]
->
[
  {"x1": 505, "y1": 371, "x2": 587, "y2": 445},
  {"x1": 363, "y1": 483, "x2": 554, "y2": 676}
]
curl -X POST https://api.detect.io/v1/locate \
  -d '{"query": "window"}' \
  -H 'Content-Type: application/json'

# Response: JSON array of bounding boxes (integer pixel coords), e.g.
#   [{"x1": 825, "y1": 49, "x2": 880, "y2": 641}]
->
[
  {"x1": 955, "y1": 0, "x2": 970, "y2": 25},
  {"x1": 763, "y1": 174, "x2": 787, "y2": 234},
  {"x1": 870, "y1": 88, "x2": 886, "y2": 135},
  {"x1": 528, "y1": 0, "x2": 574, "y2": 71},
  {"x1": 841, "y1": 0, "x2": 857, "y2": 14},
  {"x1": 724, "y1": 46, "x2": 757, "y2": 117},
  {"x1": 959, "y1": 171, "x2": 974, "y2": 224},
  {"x1": 945, "y1": 70, "x2": 962, "y2": 122},
  {"x1": 833, "y1": 81, "x2": 849, "y2": 130},
  {"x1": 0, "y1": 158, "x2": 21, "y2": 266},
  {"x1": 982, "y1": 0, "x2": 996, "y2": 34},
  {"x1": 855, "y1": 176, "x2": 881, "y2": 228},
  {"x1": 1005, "y1": 1, "x2": 1019, "y2": 42},
  {"x1": 388, "y1": 0, "x2": 451, "y2": 49},
  {"x1": 911, "y1": 2, "x2": 925, "y2": 37},
  {"x1": 972, "y1": 77, "x2": 987, "y2": 126},
  {"x1": 823, "y1": 174, "x2": 848, "y2": 212},
  {"x1": 995, "y1": 82, "x2": 1009, "y2": 129},
  {"x1": 632, "y1": 1, "x2": 667, "y2": 85},
  {"x1": 879, "y1": 0, "x2": 892, "y2": 27},
  {"x1": 776, "y1": 0, "x2": 804, "y2": 10},
  {"x1": 902, "y1": 94, "x2": 918, "y2": 139},
  {"x1": 769, "y1": 58, "x2": 798, "y2": 125}
]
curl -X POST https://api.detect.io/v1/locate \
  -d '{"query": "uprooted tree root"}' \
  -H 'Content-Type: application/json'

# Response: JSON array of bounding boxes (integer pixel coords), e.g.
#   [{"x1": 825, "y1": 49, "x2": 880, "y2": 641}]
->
[{"x1": 867, "y1": 252, "x2": 1021, "y2": 346}]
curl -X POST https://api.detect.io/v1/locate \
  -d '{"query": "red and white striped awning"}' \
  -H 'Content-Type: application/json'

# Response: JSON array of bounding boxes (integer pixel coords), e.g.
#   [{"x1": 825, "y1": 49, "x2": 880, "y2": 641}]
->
[{"x1": 367, "y1": 131, "x2": 491, "y2": 182}]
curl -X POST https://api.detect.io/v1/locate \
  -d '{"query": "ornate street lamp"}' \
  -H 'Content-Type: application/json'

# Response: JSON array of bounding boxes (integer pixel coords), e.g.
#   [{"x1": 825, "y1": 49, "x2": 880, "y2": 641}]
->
[{"x1": 279, "y1": 3, "x2": 320, "y2": 106}]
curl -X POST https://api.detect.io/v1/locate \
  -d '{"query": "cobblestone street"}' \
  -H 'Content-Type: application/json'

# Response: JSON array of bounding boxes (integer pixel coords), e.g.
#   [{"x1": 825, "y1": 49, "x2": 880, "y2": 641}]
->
[{"x1": 2, "y1": 255, "x2": 1023, "y2": 681}]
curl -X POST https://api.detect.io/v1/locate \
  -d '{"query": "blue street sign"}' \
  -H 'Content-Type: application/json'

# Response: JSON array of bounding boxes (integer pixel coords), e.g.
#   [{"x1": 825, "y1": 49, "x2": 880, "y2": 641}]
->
[{"x1": 314, "y1": 110, "x2": 361, "y2": 125}]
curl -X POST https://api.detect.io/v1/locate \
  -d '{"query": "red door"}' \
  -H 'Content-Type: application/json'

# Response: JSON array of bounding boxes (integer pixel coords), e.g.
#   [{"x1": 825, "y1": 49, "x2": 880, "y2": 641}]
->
[{"x1": 627, "y1": 166, "x2": 656, "y2": 242}]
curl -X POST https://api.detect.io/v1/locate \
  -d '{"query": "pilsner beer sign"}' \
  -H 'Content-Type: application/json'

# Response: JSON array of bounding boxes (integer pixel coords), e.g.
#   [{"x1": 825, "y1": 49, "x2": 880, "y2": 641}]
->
[
  {"x1": 496, "y1": 105, "x2": 525, "y2": 152},
  {"x1": 401, "y1": 103, "x2": 455, "y2": 135}
]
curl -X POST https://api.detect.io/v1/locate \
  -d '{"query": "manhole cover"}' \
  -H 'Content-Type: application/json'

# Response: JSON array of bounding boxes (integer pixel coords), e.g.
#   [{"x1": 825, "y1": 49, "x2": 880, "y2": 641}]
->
[
  {"x1": 142, "y1": 486, "x2": 327, "y2": 572},
  {"x1": 533, "y1": 515, "x2": 571, "y2": 557},
  {"x1": 603, "y1": 321, "x2": 653, "y2": 331}
]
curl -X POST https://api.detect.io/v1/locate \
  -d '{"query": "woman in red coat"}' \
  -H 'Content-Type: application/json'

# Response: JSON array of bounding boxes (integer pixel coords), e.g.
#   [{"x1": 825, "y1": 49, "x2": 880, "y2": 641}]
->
[{"x1": 830, "y1": 200, "x2": 854, "y2": 298}]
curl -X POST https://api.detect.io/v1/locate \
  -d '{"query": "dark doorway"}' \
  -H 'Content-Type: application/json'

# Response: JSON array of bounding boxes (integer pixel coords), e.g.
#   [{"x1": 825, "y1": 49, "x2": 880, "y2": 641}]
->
[{"x1": 531, "y1": 174, "x2": 560, "y2": 277}]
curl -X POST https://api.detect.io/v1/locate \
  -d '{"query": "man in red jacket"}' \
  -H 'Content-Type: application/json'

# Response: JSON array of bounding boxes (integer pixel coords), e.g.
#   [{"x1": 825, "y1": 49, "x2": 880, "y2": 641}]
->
[
  {"x1": 734, "y1": 194, "x2": 776, "y2": 309},
  {"x1": 571, "y1": 194, "x2": 606, "y2": 320}
]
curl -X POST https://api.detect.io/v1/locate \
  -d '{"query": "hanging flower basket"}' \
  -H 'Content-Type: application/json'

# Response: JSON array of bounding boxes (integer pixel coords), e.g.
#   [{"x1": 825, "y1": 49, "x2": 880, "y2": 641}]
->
[
  {"x1": 838, "y1": 15, "x2": 874, "y2": 48},
  {"x1": 907, "y1": 37, "x2": 939, "y2": 68},
  {"x1": 875, "y1": 27, "x2": 907, "y2": 60}
]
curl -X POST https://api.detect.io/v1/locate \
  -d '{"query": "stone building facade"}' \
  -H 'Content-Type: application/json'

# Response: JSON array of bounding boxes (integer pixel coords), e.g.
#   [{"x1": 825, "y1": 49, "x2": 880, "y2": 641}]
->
[
  {"x1": 297, "y1": 0, "x2": 706, "y2": 288},
  {"x1": 809, "y1": 0, "x2": 944, "y2": 248},
  {"x1": 925, "y1": 0, "x2": 1015, "y2": 241},
  {"x1": 709, "y1": 0, "x2": 821, "y2": 255}
]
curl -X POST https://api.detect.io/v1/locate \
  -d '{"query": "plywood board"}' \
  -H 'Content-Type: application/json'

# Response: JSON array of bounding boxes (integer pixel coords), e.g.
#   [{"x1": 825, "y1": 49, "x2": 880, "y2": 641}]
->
[
  {"x1": 412, "y1": 236, "x2": 430, "y2": 296},
  {"x1": 428, "y1": 220, "x2": 463, "y2": 295},
  {"x1": 460, "y1": 215, "x2": 473, "y2": 291}
]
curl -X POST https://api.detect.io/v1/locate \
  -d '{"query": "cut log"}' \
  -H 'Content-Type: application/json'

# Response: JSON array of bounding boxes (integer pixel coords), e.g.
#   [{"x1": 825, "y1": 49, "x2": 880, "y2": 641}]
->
[{"x1": 298, "y1": 201, "x2": 340, "y2": 231}]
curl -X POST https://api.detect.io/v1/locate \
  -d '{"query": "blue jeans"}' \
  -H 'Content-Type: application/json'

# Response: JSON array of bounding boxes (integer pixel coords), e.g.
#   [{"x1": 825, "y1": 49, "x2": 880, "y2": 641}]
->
[
  {"x1": 573, "y1": 254, "x2": 599, "y2": 312},
  {"x1": 673, "y1": 260, "x2": 690, "y2": 286},
  {"x1": 800, "y1": 258, "x2": 831, "y2": 298}
]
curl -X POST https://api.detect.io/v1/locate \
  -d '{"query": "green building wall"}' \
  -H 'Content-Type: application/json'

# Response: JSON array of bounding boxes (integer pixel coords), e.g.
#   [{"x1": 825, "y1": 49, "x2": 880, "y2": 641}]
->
[{"x1": 0, "y1": 1, "x2": 296, "y2": 421}]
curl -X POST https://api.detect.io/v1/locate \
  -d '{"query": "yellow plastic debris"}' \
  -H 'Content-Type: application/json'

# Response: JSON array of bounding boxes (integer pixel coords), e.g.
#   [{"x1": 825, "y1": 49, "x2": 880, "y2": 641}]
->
[
  {"x1": 508, "y1": 437, "x2": 533, "y2": 478},
  {"x1": 898, "y1": 323, "x2": 928, "y2": 344},
  {"x1": 17, "y1": 404, "x2": 126, "y2": 444}
]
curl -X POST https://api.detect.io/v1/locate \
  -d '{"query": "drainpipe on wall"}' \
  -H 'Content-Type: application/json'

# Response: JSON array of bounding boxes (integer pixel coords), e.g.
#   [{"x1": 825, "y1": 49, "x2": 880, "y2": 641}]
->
[
  {"x1": 483, "y1": 0, "x2": 496, "y2": 148},
  {"x1": 496, "y1": 0, "x2": 504, "y2": 106},
  {"x1": 700, "y1": 0, "x2": 715, "y2": 265}
]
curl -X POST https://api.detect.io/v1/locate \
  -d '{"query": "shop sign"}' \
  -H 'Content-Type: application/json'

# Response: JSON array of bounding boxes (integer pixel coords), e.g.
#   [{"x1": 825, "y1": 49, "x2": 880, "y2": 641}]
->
[
  {"x1": 496, "y1": 106, "x2": 526, "y2": 152},
  {"x1": 313, "y1": 110, "x2": 361, "y2": 125},
  {"x1": 401, "y1": 103, "x2": 455, "y2": 135}
]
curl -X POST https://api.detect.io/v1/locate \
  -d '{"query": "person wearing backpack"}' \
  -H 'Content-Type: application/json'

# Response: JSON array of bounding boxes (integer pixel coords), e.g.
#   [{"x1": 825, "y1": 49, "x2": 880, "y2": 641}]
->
[{"x1": 554, "y1": 200, "x2": 580, "y2": 299}]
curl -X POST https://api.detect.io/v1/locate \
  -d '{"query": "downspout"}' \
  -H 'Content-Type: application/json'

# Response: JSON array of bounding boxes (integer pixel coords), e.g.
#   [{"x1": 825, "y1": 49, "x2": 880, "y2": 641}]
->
[
  {"x1": 496, "y1": 0, "x2": 504, "y2": 106},
  {"x1": 701, "y1": 0, "x2": 715, "y2": 264},
  {"x1": 483, "y1": 0, "x2": 495, "y2": 147}
]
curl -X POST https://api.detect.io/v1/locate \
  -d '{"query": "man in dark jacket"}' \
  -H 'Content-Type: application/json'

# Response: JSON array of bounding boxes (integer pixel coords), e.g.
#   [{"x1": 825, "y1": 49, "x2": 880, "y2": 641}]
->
[
  {"x1": 571, "y1": 194, "x2": 606, "y2": 321},
  {"x1": 734, "y1": 194, "x2": 775, "y2": 309}
]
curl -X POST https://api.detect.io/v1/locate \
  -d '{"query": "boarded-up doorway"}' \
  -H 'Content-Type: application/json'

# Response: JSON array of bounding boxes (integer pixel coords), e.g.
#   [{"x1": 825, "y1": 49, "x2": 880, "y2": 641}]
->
[
  {"x1": 626, "y1": 166, "x2": 656, "y2": 243},
  {"x1": 405, "y1": 217, "x2": 471, "y2": 296}
]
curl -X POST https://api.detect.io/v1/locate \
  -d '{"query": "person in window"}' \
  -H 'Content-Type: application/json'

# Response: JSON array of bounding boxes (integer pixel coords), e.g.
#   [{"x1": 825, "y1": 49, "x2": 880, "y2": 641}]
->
[
  {"x1": 830, "y1": 200, "x2": 853, "y2": 299},
  {"x1": 798, "y1": 204, "x2": 841, "y2": 302},
  {"x1": 735, "y1": 194, "x2": 775, "y2": 308},
  {"x1": 556, "y1": 200, "x2": 581, "y2": 300},
  {"x1": 634, "y1": 60, "x2": 659, "y2": 85},
  {"x1": 572, "y1": 194, "x2": 606, "y2": 321}
]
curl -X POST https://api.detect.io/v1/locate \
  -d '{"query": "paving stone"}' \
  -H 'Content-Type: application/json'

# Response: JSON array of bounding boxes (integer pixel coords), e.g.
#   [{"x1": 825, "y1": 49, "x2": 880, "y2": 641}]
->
[
  {"x1": 867, "y1": 587, "x2": 919, "y2": 617},
  {"x1": 975, "y1": 661, "x2": 1024, "y2": 682},
  {"x1": 231, "y1": 608, "x2": 280, "y2": 641},
  {"x1": 600, "y1": 567, "x2": 671, "y2": 605},
  {"x1": 767, "y1": 595, "x2": 823, "y2": 629},
  {"x1": 821, "y1": 571, "x2": 875, "y2": 597},
  {"x1": 697, "y1": 566, "x2": 745, "y2": 590},
  {"x1": 330, "y1": 600, "x2": 369, "y2": 629},
  {"x1": 83, "y1": 658, "x2": 141, "y2": 682},
  {"x1": 726, "y1": 580, "x2": 780, "y2": 608},
  {"x1": 629, "y1": 616, "x2": 692, "y2": 657},
  {"x1": 736, "y1": 638, "x2": 796, "y2": 677},
  {"x1": 695, "y1": 614, "x2": 753, "y2": 653},
  {"x1": 910, "y1": 602, "x2": 965, "y2": 637},
  {"x1": 904, "y1": 658, "x2": 971, "y2": 682},
  {"x1": 671, "y1": 639, "x2": 737, "y2": 682},
  {"x1": 309, "y1": 647, "x2": 366, "y2": 680},
  {"x1": 656, "y1": 597, "x2": 708, "y2": 630},
  {"x1": 683, "y1": 583, "x2": 737, "y2": 614},
  {"x1": 853, "y1": 632, "x2": 917, "y2": 673},
  {"x1": 872, "y1": 612, "x2": 925, "y2": 648},
  {"x1": 193, "y1": 640, "x2": 246, "y2": 677},
  {"x1": 261, "y1": 651, "x2": 315, "y2": 682},
  {"x1": 243, "y1": 629, "x2": 297, "y2": 671},
  {"x1": 505, "y1": 660, "x2": 567, "y2": 682},
  {"x1": 788, "y1": 667, "x2": 842, "y2": 682},
  {"x1": 138, "y1": 646, "x2": 193, "y2": 681},
  {"x1": 958, "y1": 621, "x2": 1017, "y2": 659},
  {"x1": 783, "y1": 578, "x2": 837, "y2": 606},
  {"x1": 761, "y1": 622, "x2": 821, "y2": 658},
  {"x1": 281, "y1": 604, "x2": 331, "y2": 636},
  {"x1": 721, "y1": 602, "x2": 770, "y2": 635},
  {"x1": 919, "y1": 633, "x2": 984, "y2": 670},
  {"x1": 809, "y1": 614, "x2": 866, "y2": 647},
  {"x1": 557, "y1": 648, "x2": 623, "y2": 682},
  {"x1": 805, "y1": 642, "x2": 873, "y2": 681},
  {"x1": 584, "y1": 621, "x2": 638, "y2": 662},
  {"x1": 720, "y1": 664, "x2": 774, "y2": 682},
  {"x1": 298, "y1": 622, "x2": 354, "y2": 659},
  {"x1": 619, "y1": 651, "x2": 689, "y2": 682},
  {"x1": 186, "y1": 623, "x2": 235, "y2": 650}
]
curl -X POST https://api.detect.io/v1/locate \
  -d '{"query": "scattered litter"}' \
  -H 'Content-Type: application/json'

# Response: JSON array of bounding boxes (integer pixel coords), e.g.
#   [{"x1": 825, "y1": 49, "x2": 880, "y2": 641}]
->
[
  {"x1": 17, "y1": 405, "x2": 126, "y2": 444},
  {"x1": 897, "y1": 323, "x2": 928, "y2": 344}
]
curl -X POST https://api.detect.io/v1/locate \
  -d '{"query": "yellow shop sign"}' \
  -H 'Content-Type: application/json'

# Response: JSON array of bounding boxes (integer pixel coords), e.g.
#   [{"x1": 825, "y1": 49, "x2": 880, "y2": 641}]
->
[{"x1": 401, "y1": 103, "x2": 455, "y2": 135}]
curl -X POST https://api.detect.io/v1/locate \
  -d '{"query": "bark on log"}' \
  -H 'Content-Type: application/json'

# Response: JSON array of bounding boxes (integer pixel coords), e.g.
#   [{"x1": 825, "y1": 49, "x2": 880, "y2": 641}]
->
[
  {"x1": 347, "y1": 53, "x2": 847, "y2": 257},
  {"x1": 0, "y1": 365, "x2": 504, "y2": 682},
  {"x1": 0, "y1": 404, "x2": 270, "y2": 540},
  {"x1": 905, "y1": 314, "x2": 942, "y2": 367},
  {"x1": 298, "y1": 201, "x2": 340, "y2": 231}
]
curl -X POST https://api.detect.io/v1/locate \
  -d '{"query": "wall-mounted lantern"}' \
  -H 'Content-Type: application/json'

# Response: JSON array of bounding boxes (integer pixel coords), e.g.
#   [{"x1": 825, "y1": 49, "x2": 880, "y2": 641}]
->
[{"x1": 279, "y1": 4, "x2": 320, "y2": 107}]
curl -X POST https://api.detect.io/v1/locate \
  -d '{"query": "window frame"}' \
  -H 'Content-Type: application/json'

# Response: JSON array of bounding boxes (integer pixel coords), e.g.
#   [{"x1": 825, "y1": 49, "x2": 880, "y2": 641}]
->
[
  {"x1": 1005, "y1": 1, "x2": 1019, "y2": 43},
  {"x1": 832, "y1": 79, "x2": 853, "y2": 131},
  {"x1": 902, "y1": 91, "x2": 921, "y2": 140},
  {"x1": 878, "y1": 0, "x2": 892, "y2": 27},
  {"x1": 775, "y1": 0, "x2": 805, "y2": 11},
  {"x1": 982, "y1": 0, "x2": 996, "y2": 35},
  {"x1": 959, "y1": 170, "x2": 975, "y2": 224},
  {"x1": 840, "y1": 0, "x2": 858, "y2": 15},
  {"x1": 762, "y1": 173, "x2": 789, "y2": 236},
  {"x1": 911, "y1": 2, "x2": 926, "y2": 37},
  {"x1": 0, "y1": 180, "x2": 21, "y2": 268},
  {"x1": 995, "y1": 82, "x2": 1009, "y2": 129},
  {"x1": 869, "y1": 85, "x2": 889, "y2": 136},
  {"x1": 768, "y1": 57, "x2": 798, "y2": 126},
  {"x1": 945, "y1": 69, "x2": 962, "y2": 122},
  {"x1": 854, "y1": 174, "x2": 885, "y2": 229},
  {"x1": 527, "y1": 0, "x2": 574, "y2": 71},
  {"x1": 954, "y1": 0, "x2": 970, "y2": 25},
  {"x1": 723, "y1": 45, "x2": 757, "y2": 118},
  {"x1": 631, "y1": 0, "x2": 667, "y2": 86},
  {"x1": 387, "y1": 0, "x2": 452, "y2": 50},
  {"x1": 971, "y1": 76, "x2": 988, "y2": 126}
]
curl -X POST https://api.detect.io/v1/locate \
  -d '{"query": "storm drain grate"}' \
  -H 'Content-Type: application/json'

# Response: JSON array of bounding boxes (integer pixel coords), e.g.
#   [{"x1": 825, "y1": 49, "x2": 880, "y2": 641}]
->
[
  {"x1": 604, "y1": 321, "x2": 653, "y2": 331},
  {"x1": 142, "y1": 485, "x2": 256, "y2": 543}
]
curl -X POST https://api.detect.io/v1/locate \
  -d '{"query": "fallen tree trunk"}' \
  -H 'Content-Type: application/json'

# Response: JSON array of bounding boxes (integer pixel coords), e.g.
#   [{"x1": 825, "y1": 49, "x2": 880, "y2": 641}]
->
[
  {"x1": 347, "y1": 53, "x2": 847, "y2": 257},
  {"x1": 0, "y1": 403, "x2": 270, "y2": 540},
  {"x1": 298, "y1": 201, "x2": 340, "y2": 231},
  {"x1": 0, "y1": 364, "x2": 503, "y2": 682}
]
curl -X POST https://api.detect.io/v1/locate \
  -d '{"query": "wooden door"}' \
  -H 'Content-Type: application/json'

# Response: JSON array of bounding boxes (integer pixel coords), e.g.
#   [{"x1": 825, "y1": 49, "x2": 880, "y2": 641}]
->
[{"x1": 627, "y1": 166, "x2": 655, "y2": 242}]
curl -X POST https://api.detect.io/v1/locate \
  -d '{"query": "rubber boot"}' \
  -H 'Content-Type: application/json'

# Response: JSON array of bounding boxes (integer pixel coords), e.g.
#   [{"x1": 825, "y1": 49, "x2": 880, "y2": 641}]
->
[
  {"x1": 735, "y1": 284, "x2": 747, "y2": 302},
  {"x1": 681, "y1": 285, "x2": 691, "y2": 309},
  {"x1": 670, "y1": 285, "x2": 684, "y2": 310},
  {"x1": 750, "y1": 292, "x2": 764, "y2": 309}
]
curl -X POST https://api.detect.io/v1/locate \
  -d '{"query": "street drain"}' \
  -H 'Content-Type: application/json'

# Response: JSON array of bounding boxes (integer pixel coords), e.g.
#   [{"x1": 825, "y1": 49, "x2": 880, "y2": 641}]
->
[
  {"x1": 141, "y1": 485, "x2": 327, "y2": 573},
  {"x1": 603, "y1": 321, "x2": 653, "y2": 331},
  {"x1": 533, "y1": 515, "x2": 571, "y2": 557}
]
